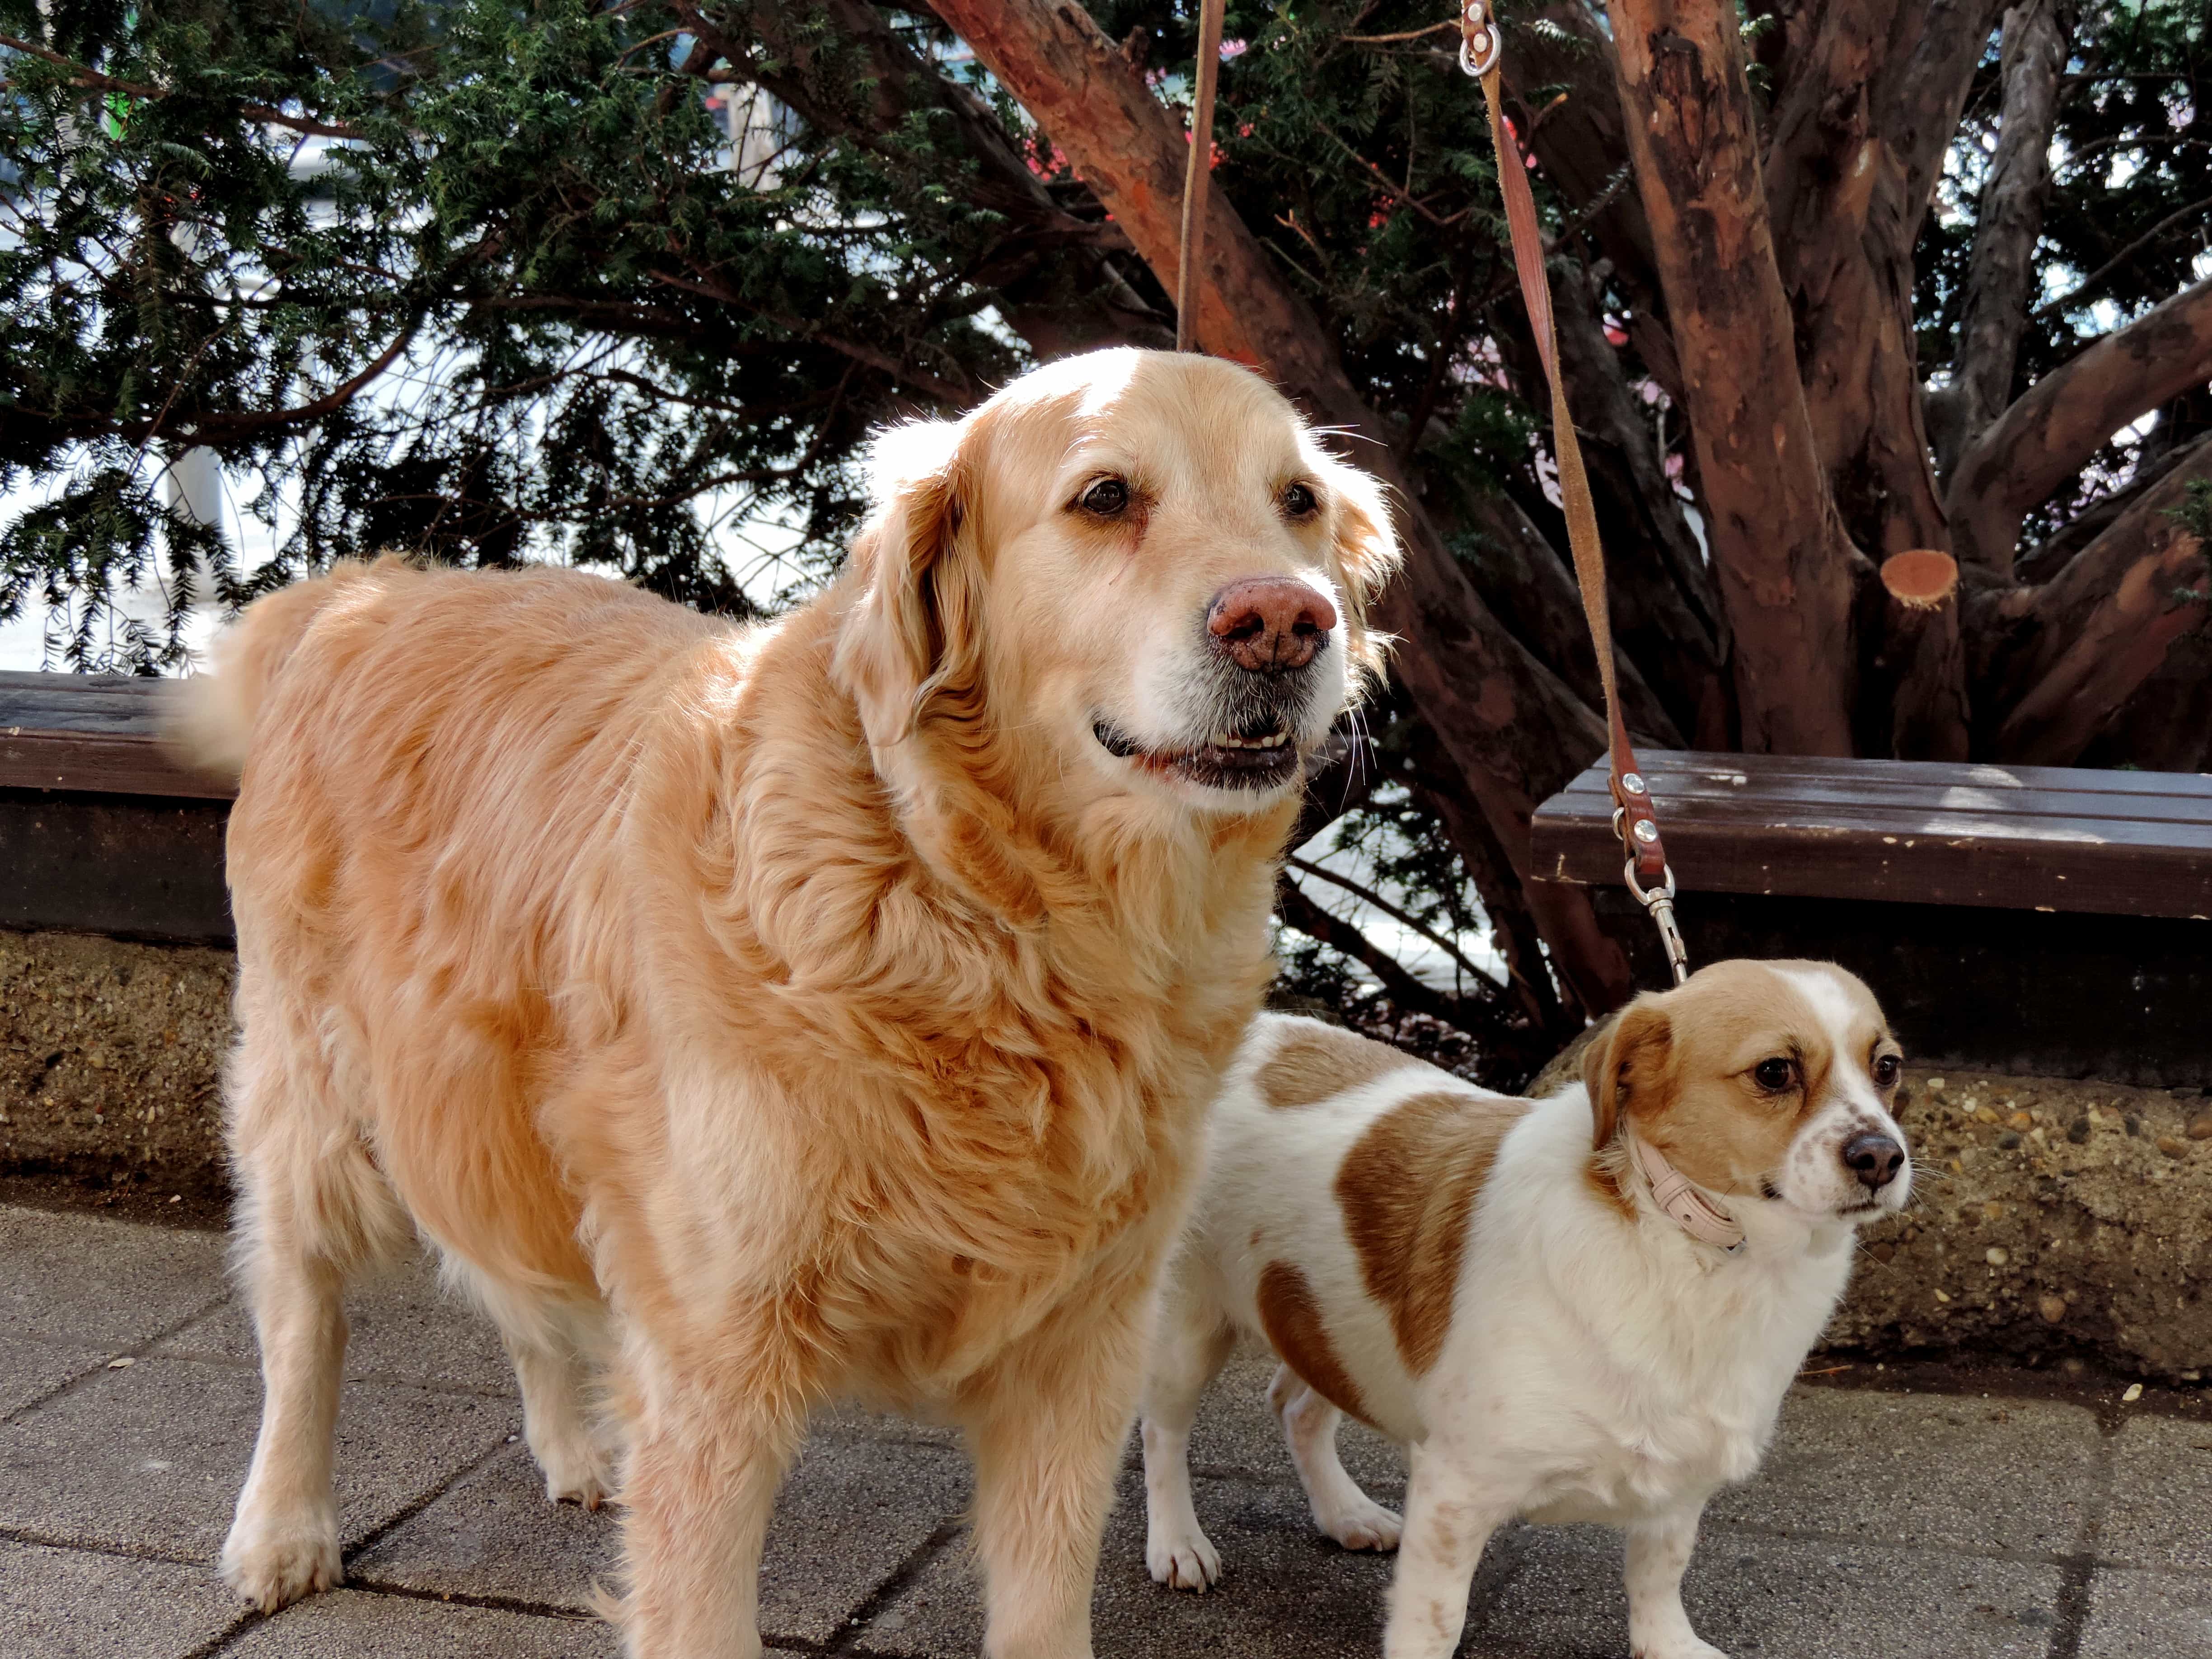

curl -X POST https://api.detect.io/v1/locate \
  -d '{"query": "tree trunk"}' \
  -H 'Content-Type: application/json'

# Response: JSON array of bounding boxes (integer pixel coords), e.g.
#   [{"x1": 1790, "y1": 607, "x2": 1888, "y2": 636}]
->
[
  {"x1": 1949, "y1": 276, "x2": 2212, "y2": 574},
  {"x1": 1504, "y1": 2, "x2": 1662, "y2": 307},
  {"x1": 1931, "y1": 0, "x2": 2072, "y2": 480},
  {"x1": 1874, "y1": 549, "x2": 1972, "y2": 760},
  {"x1": 1607, "y1": 0, "x2": 1861, "y2": 756},
  {"x1": 1546, "y1": 260, "x2": 1734, "y2": 748},
  {"x1": 1762, "y1": 0, "x2": 1956, "y2": 558}
]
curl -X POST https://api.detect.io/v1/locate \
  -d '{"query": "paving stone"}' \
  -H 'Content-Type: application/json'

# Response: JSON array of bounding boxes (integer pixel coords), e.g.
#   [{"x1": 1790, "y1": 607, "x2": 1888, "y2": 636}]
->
[
  {"x1": 856, "y1": 1472, "x2": 1401, "y2": 1658},
  {"x1": 0, "y1": 1204, "x2": 227, "y2": 1349},
  {"x1": 1708, "y1": 1387, "x2": 2101, "y2": 1555},
  {"x1": 216, "y1": 1589, "x2": 617, "y2": 1657},
  {"x1": 0, "y1": 1329, "x2": 112, "y2": 1418},
  {"x1": 2098, "y1": 1412, "x2": 2212, "y2": 1570},
  {"x1": 0, "y1": 1355, "x2": 515, "y2": 1562},
  {"x1": 0, "y1": 1538, "x2": 244, "y2": 1659},
  {"x1": 1470, "y1": 1525, "x2": 2063, "y2": 1658},
  {"x1": 2077, "y1": 1568, "x2": 2212, "y2": 1658},
  {"x1": 154, "y1": 1254, "x2": 516, "y2": 1395},
  {"x1": 352, "y1": 1431, "x2": 973, "y2": 1646}
]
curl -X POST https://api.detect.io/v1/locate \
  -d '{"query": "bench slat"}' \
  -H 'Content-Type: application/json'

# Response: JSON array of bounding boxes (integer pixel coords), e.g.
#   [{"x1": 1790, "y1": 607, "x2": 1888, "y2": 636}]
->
[
  {"x1": 0, "y1": 673, "x2": 235, "y2": 799},
  {"x1": 1532, "y1": 751, "x2": 2212, "y2": 920}
]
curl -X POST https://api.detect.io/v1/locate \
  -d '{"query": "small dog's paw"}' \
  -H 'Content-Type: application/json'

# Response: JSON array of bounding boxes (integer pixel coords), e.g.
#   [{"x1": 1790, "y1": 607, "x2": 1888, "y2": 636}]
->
[
  {"x1": 1147, "y1": 1527, "x2": 1223, "y2": 1592},
  {"x1": 220, "y1": 1510, "x2": 342, "y2": 1612},
  {"x1": 1317, "y1": 1496, "x2": 1402, "y2": 1553}
]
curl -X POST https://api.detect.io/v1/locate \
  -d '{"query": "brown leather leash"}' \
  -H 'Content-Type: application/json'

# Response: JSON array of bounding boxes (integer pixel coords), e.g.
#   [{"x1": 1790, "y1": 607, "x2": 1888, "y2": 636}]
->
[
  {"x1": 1176, "y1": 0, "x2": 1228, "y2": 353},
  {"x1": 1459, "y1": 1, "x2": 1690, "y2": 986}
]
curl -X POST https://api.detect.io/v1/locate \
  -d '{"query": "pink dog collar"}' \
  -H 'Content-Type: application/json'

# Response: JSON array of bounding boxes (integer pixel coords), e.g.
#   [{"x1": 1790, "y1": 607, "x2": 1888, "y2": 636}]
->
[{"x1": 1627, "y1": 1135, "x2": 1746, "y2": 1253}]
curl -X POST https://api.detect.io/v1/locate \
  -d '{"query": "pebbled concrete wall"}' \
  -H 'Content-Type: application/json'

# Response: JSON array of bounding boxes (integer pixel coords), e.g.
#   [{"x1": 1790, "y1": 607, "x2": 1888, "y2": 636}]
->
[
  {"x1": 10, "y1": 930, "x2": 2212, "y2": 1379},
  {"x1": 0, "y1": 931, "x2": 232, "y2": 1196}
]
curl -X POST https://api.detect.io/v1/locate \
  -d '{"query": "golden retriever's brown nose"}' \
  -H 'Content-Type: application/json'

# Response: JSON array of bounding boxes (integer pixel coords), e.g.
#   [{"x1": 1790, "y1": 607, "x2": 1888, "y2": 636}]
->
[
  {"x1": 1206, "y1": 577, "x2": 1336, "y2": 673},
  {"x1": 1844, "y1": 1131, "x2": 1906, "y2": 1190}
]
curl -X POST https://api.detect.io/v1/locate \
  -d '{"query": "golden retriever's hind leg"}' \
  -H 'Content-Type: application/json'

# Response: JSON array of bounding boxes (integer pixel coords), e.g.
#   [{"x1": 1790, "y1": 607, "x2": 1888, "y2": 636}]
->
[
  {"x1": 466, "y1": 1272, "x2": 618, "y2": 1509},
  {"x1": 614, "y1": 1360, "x2": 801, "y2": 1659},
  {"x1": 220, "y1": 1032, "x2": 409, "y2": 1612},
  {"x1": 965, "y1": 1290, "x2": 1155, "y2": 1659}
]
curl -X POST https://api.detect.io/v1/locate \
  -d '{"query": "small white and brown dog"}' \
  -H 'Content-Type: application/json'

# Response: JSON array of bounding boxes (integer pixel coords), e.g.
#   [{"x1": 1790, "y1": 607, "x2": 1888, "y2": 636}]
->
[{"x1": 1139, "y1": 959, "x2": 1911, "y2": 1659}]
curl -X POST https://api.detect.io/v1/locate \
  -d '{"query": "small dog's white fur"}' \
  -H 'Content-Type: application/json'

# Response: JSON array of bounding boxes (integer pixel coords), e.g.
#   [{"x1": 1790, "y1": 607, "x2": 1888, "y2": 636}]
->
[{"x1": 1140, "y1": 960, "x2": 1912, "y2": 1659}]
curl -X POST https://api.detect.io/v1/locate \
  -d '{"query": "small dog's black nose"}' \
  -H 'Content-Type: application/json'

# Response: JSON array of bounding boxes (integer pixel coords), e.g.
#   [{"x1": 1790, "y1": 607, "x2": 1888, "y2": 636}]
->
[{"x1": 1843, "y1": 1131, "x2": 1906, "y2": 1190}]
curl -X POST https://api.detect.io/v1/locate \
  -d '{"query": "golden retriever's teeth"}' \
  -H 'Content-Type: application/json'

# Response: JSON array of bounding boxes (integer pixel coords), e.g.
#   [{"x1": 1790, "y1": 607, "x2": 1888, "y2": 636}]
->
[{"x1": 1214, "y1": 731, "x2": 1289, "y2": 750}]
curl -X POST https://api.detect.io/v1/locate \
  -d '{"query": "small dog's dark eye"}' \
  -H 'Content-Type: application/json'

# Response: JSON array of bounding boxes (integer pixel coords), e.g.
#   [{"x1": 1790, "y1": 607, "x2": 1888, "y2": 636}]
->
[
  {"x1": 1282, "y1": 481, "x2": 1319, "y2": 518},
  {"x1": 1753, "y1": 1058, "x2": 1795, "y2": 1093},
  {"x1": 1078, "y1": 478, "x2": 1130, "y2": 517},
  {"x1": 1873, "y1": 1054, "x2": 1901, "y2": 1088}
]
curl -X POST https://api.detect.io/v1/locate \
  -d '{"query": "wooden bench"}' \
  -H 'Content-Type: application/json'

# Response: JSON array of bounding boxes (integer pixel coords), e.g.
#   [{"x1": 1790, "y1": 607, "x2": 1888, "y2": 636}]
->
[
  {"x1": 0, "y1": 672, "x2": 234, "y2": 944},
  {"x1": 1532, "y1": 752, "x2": 2212, "y2": 1088}
]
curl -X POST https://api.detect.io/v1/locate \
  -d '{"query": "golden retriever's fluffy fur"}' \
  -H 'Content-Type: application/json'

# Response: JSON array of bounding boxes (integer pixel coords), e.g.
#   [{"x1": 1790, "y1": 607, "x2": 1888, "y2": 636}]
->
[{"x1": 177, "y1": 349, "x2": 1397, "y2": 1658}]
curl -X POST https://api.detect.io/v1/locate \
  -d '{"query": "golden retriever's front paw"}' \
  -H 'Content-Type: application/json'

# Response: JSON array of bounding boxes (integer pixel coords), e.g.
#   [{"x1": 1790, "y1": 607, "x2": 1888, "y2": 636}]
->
[{"x1": 220, "y1": 1508, "x2": 342, "y2": 1611}]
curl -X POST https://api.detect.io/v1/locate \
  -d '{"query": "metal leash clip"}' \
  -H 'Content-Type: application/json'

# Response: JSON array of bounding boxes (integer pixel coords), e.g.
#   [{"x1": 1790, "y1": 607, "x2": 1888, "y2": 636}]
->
[
  {"x1": 1622, "y1": 855, "x2": 1691, "y2": 987},
  {"x1": 1459, "y1": 0, "x2": 1502, "y2": 76}
]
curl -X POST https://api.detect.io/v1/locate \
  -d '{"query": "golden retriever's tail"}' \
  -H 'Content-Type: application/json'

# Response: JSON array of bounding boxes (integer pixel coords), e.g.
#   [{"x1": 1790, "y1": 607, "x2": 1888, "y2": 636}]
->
[{"x1": 164, "y1": 562, "x2": 375, "y2": 782}]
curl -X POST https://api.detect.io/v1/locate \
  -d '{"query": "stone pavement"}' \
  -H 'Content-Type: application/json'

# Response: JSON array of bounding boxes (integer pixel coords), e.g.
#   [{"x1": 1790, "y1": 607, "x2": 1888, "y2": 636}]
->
[{"x1": 2, "y1": 1200, "x2": 2209, "y2": 1659}]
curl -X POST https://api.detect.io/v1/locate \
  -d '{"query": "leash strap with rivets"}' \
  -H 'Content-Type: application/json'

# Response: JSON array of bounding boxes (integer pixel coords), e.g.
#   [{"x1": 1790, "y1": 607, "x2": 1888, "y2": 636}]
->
[{"x1": 1459, "y1": 1, "x2": 1689, "y2": 987}]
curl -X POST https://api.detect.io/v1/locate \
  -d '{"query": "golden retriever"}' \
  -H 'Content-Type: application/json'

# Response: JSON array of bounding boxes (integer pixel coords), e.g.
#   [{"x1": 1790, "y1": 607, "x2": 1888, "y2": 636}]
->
[{"x1": 173, "y1": 348, "x2": 1398, "y2": 1658}]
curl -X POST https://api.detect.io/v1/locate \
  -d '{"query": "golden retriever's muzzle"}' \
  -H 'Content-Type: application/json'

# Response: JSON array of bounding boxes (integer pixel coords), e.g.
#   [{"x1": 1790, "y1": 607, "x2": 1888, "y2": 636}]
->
[{"x1": 1092, "y1": 577, "x2": 1338, "y2": 792}]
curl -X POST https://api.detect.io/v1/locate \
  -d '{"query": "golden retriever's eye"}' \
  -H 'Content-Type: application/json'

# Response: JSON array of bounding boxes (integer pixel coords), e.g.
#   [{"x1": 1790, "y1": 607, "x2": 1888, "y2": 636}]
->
[
  {"x1": 1753, "y1": 1058, "x2": 1796, "y2": 1093},
  {"x1": 1077, "y1": 478, "x2": 1130, "y2": 517},
  {"x1": 1873, "y1": 1053, "x2": 1901, "y2": 1089},
  {"x1": 1282, "y1": 481, "x2": 1319, "y2": 519}
]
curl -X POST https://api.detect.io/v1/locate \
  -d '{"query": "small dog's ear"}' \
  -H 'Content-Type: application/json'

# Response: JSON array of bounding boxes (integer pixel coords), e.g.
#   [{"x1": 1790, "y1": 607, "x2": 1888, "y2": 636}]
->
[
  {"x1": 1581, "y1": 997, "x2": 1673, "y2": 1151},
  {"x1": 832, "y1": 416, "x2": 985, "y2": 751}
]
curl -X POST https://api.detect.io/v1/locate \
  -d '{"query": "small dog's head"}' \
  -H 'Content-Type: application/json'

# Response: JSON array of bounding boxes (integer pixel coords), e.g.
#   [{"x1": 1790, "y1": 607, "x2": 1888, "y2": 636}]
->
[{"x1": 1581, "y1": 960, "x2": 1911, "y2": 1224}]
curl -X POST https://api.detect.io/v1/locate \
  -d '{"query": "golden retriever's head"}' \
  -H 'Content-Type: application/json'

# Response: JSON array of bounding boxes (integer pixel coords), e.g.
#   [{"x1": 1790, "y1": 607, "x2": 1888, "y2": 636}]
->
[
  {"x1": 832, "y1": 350, "x2": 1398, "y2": 823},
  {"x1": 1581, "y1": 960, "x2": 1912, "y2": 1223}
]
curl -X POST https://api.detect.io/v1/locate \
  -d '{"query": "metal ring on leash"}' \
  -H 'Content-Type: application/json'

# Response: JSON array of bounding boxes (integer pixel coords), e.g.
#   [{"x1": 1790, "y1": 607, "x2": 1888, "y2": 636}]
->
[{"x1": 1459, "y1": 0, "x2": 1502, "y2": 76}]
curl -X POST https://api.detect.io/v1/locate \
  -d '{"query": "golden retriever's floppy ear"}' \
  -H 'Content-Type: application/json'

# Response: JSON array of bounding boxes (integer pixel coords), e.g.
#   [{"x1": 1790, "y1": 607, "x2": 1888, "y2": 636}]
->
[
  {"x1": 1581, "y1": 996, "x2": 1673, "y2": 1150},
  {"x1": 832, "y1": 417, "x2": 985, "y2": 749},
  {"x1": 1317, "y1": 454, "x2": 1402, "y2": 684}
]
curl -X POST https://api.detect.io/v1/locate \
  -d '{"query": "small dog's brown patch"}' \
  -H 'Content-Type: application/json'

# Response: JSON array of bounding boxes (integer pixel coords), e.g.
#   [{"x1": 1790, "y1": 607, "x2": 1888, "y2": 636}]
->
[
  {"x1": 1256, "y1": 1022, "x2": 1415, "y2": 1111},
  {"x1": 1336, "y1": 1089, "x2": 1527, "y2": 1375},
  {"x1": 1255, "y1": 1259, "x2": 1370, "y2": 1425}
]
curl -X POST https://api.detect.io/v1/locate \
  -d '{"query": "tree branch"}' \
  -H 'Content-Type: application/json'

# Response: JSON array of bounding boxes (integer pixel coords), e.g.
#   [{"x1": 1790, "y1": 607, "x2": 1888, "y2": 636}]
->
[
  {"x1": 1607, "y1": 0, "x2": 1860, "y2": 755},
  {"x1": 1949, "y1": 276, "x2": 2212, "y2": 574},
  {"x1": 1285, "y1": 856, "x2": 1505, "y2": 998},
  {"x1": 1275, "y1": 880, "x2": 1465, "y2": 1025},
  {"x1": 0, "y1": 32, "x2": 366, "y2": 138},
  {"x1": 1989, "y1": 449, "x2": 2212, "y2": 763}
]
